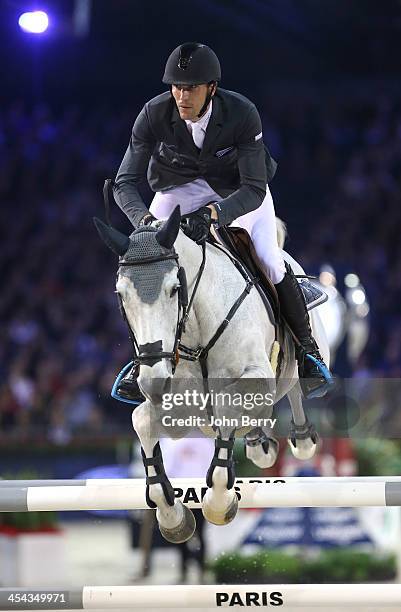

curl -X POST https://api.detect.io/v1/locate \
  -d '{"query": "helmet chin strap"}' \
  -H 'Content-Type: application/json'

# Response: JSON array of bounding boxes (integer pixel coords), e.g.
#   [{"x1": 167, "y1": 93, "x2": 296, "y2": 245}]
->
[{"x1": 197, "y1": 82, "x2": 216, "y2": 118}]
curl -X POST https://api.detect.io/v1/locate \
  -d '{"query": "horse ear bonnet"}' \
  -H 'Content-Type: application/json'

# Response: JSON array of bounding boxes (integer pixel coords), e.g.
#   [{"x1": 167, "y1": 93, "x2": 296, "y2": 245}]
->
[
  {"x1": 93, "y1": 217, "x2": 130, "y2": 256},
  {"x1": 120, "y1": 227, "x2": 176, "y2": 305}
]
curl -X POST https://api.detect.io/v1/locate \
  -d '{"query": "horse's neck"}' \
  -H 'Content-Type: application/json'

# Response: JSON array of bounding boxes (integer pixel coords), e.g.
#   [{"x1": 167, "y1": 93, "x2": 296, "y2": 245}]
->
[{"x1": 176, "y1": 232, "x2": 247, "y2": 341}]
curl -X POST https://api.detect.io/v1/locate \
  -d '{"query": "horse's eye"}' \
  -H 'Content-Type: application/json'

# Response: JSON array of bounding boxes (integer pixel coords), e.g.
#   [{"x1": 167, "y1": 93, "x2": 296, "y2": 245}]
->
[{"x1": 170, "y1": 285, "x2": 180, "y2": 298}]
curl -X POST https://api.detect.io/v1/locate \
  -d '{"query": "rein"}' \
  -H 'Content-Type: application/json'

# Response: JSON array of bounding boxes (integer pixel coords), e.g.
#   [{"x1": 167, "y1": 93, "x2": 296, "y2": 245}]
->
[{"x1": 178, "y1": 242, "x2": 258, "y2": 378}]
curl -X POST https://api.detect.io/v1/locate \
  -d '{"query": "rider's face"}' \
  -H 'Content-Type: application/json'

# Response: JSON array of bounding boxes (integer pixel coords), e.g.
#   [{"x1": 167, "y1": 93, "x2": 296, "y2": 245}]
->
[{"x1": 172, "y1": 83, "x2": 214, "y2": 121}]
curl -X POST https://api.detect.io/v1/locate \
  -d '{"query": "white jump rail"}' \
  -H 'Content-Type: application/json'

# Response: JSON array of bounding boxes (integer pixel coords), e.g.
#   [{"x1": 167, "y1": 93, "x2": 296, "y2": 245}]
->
[
  {"x1": 1, "y1": 477, "x2": 401, "y2": 511},
  {"x1": 1, "y1": 584, "x2": 401, "y2": 608}
]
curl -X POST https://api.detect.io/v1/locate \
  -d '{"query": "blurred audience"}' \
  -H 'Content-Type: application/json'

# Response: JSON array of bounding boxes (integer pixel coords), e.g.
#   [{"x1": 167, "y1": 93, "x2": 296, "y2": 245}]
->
[{"x1": 1, "y1": 91, "x2": 400, "y2": 438}]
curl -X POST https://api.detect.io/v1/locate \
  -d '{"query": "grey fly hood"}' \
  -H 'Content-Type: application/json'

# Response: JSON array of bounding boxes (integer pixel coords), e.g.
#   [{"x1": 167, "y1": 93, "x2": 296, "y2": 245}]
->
[{"x1": 119, "y1": 226, "x2": 176, "y2": 304}]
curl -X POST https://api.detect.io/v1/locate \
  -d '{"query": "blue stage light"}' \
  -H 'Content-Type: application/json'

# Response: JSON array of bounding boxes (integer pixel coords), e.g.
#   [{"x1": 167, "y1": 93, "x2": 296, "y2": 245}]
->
[{"x1": 18, "y1": 11, "x2": 49, "y2": 34}]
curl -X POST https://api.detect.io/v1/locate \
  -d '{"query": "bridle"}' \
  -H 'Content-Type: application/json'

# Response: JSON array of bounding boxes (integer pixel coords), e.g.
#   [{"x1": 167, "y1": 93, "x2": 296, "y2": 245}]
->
[{"x1": 117, "y1": 245, "x2": 206, "y2": 375}]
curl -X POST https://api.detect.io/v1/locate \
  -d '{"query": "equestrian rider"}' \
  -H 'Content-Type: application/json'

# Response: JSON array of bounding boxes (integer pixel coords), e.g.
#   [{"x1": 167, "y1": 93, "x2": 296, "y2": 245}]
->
[{"x1": 112, "y1": 42, "x2": 332, "y2": 400}]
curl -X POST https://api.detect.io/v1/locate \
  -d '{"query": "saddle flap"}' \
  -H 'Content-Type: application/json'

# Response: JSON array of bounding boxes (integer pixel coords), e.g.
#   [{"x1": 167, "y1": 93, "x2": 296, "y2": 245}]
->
[
  {"x1": 212, "y1": 226, "x2": 327, "y2": 312},
  {"x1": 298, "y1": 278, "x2": 328, "y2": 311}
]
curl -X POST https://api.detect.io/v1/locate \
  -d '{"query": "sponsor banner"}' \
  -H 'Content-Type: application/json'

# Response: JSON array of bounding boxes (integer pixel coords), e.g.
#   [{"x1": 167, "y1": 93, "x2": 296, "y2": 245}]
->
[{"x1": 243, "y1": 505, "x2": 374, "y2": 548}]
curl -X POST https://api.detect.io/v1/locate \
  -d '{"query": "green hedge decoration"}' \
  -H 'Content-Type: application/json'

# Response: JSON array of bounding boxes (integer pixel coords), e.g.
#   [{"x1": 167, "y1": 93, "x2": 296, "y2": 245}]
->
[{"x1": 209, "y1": 549, "x2": 397, "y2": 584}]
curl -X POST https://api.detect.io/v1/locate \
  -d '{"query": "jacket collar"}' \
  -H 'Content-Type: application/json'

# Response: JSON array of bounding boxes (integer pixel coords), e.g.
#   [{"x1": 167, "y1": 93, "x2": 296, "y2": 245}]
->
[
  {"x1": 200, "y1": 94, "x2": 223, "y2": 158},
  {"x1": 171, "y1": 103, "x2": 199, "y2": 154}
]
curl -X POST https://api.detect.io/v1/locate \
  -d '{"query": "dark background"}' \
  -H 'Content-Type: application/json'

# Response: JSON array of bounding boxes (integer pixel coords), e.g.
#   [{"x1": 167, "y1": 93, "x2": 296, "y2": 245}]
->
[{"x1": 2, "y1": 0, "x2": 401, "y2": 102}]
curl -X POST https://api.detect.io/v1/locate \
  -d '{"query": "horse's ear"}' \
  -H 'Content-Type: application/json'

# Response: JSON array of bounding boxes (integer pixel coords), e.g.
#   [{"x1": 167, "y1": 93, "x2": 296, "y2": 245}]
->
[
  {"x1": 93, "y1": 217, "x2": 130, "y2": 256},
  {"x1": 156, "y1": 205, "x2": 181, "y2": 249}
]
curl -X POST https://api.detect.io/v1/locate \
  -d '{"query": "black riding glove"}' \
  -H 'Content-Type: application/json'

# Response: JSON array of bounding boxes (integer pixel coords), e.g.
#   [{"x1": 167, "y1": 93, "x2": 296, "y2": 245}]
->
[
  {"x1": 181, "y1": 206, "x2": 213, "y2": 244},
  {"x1": 139, "y1": 212, "x2": 156, "y2": 226}
]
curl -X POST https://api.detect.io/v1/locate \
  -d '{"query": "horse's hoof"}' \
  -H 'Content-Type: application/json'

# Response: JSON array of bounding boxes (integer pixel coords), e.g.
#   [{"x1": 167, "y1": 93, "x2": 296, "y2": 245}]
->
[
  {"x1": 245, "y1": 436, "x2": 279, "y2": 468},
  {"x1": 287, "y1": 435, "x2": 318, "y2": 460},
  {"x1": 158, "y1": 502, "x2": 196, "y2": 544},
  {"x1": 202, "y1": 489, "x2": 238, "y2": 526}
]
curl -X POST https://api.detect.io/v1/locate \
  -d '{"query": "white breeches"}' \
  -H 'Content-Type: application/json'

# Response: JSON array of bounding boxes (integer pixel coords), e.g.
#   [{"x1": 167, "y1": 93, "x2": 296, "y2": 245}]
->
[{"x1": 150, "y1": 180, "x2": 286, "y2": 284}]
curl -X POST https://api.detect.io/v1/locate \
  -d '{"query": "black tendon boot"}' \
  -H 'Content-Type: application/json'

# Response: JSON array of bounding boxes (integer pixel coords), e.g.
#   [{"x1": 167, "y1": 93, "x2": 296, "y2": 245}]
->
[
  {"x1": 275, "y1": 263, "x2": 333, "y2": 399},
  {"x1": 115, "y1": 362, "x2": 145, "y2": 403}
]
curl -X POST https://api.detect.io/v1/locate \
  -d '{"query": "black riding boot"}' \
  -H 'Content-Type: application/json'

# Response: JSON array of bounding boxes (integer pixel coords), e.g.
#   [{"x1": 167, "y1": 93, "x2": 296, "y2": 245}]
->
[
  {"x1": 275, "y1": 264, "x2": 333, "y2": 399},
  {"x1": 116, "y1": 363, "x2": 145, "y2": 402}
]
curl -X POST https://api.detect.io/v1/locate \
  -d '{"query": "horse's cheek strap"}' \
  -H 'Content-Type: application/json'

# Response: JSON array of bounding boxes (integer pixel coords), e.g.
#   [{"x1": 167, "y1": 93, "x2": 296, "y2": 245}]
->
[{"x1": 178, "y1": 266, "x2": 188, "y2": 307}]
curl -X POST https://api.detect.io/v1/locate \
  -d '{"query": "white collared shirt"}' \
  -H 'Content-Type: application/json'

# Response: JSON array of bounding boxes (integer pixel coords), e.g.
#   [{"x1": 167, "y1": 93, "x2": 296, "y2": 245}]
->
[
  {"x1": 184, "y1": 100, "x2": 213, "y2": 149},
  {"x1": 150, "y1": 100, "x2": 220, "y2": 218}
]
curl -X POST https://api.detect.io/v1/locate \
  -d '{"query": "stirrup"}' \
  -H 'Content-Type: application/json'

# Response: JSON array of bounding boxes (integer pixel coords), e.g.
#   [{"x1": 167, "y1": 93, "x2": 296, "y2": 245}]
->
[
  {"x1": 301, "y1": 353, "x2": 334, "y2": 399},
  {"x1": 111, "y1": 360, "x2": 142, "y2": 405}
]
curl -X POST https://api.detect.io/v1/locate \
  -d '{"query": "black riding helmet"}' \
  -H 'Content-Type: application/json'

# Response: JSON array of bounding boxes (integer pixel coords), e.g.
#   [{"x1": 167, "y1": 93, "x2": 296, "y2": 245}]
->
[{"x1": 162, "y1": 42, "x2": 221, "y2": 86}]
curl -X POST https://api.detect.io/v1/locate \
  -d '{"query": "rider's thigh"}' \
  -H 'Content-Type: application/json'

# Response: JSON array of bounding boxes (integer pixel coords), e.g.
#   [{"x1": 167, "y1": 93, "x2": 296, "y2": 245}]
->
[{"x1": 233, "y1": 186, "x2": 285, "y2": 284}]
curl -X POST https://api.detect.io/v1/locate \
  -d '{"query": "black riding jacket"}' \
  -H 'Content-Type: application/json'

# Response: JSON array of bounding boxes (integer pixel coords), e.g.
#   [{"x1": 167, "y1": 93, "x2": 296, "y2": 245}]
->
[{"x1": 114, "y1": 88, "x2": 277, "y2": 228}]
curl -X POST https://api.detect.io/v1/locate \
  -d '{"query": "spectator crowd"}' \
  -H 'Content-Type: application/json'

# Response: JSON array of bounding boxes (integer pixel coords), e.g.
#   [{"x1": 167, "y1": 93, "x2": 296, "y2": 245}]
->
[{"x1": 1, "y1": 87, "x2": 401, "y2": 438}]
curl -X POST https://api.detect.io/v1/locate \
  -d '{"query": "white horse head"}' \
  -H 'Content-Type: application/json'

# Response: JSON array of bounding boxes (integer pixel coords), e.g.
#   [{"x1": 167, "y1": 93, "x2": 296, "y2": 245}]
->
[{"x1": 94, "y1": 207, "x2": 187, "y2": 397}]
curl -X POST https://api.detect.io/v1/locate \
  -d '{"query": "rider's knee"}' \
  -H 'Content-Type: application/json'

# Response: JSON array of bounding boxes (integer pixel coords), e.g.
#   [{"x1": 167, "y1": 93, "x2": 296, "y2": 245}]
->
[{"x1": 263, "y1": 255, "x2": 286, "y2": 284}]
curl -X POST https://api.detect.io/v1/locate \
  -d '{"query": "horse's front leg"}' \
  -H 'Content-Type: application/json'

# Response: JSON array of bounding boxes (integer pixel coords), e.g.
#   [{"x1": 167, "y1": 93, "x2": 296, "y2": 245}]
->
[
  {"x1": 132, "y1": 400, "x2": 196, "y2": 543},
  {"x1": 286, "y1": 382, "x2": 319, "y2": 459},
  {"x1": 202, "y1": 425, "x2": 238, "y2": 526},
  {"x1": 202, "y1": 366, "x2": 276, "y2": 523}
]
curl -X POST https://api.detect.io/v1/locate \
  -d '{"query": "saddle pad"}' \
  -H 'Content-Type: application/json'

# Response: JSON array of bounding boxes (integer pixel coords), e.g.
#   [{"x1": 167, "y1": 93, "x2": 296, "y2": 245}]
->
[{"x1": 298, "y1": 278, "x2": 328, "y2": 311}]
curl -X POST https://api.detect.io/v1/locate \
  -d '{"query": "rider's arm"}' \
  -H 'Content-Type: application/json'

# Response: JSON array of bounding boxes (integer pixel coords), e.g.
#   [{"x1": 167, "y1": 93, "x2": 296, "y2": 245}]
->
[
  {"x1": 213, "y1": 105, "x2": 267, "y2": 227},
  {"x1": 113, "y1": 104, "x2": 157, "y2": 228}
]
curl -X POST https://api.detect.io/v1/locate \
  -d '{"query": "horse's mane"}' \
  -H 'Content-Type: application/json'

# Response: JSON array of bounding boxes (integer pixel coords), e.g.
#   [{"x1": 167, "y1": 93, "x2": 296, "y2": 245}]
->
[{"x1": 276, "y1": 217, "x2": 287, "y2": 249}]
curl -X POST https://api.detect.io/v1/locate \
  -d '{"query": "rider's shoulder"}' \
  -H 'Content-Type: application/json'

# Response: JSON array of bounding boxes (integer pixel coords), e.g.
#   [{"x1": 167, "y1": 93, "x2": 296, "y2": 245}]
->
[
  {"x1": 142, "y1": 91, "x2": 172, "y2": 115},
  {"x1": 145, "y1": 91, "x2": 172, "y2": 107},
  {"x1": 217, "y1": 88, "x2": 258, "y2": 113}
]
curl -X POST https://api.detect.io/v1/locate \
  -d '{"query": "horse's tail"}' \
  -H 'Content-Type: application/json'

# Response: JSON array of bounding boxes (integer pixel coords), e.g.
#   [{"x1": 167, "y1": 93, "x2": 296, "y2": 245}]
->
[{"x1": 276, "y1": 217, "x2": 287, "y2": 249}]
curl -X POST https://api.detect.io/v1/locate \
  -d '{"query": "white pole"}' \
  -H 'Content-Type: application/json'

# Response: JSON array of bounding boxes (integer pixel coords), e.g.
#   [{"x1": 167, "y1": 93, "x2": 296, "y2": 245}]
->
[
  {"x1": 1, "y1": 476, "x2": 401, "y2": 486},
  {"x1": 1, "y1": 477, "x2": 401, "y2": 512},
  {"x1": 0, "y1": 482, "x2": 401, "y2": 512},
  {"x1": 21, "y1": 480, "x2": 396, "y2": 510},
  {"x1": 1, "y1": 585, "x2": 400, "y2": 609},
  {"x1": 0, "y1": 584, "x2": 401, "y2": 610},
  {"x1": 64, "y1": 584, "x2": 401, "y2": 608},
  {"x1": 83, "y1": 583, "x2": 401, "y2": 608}
]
